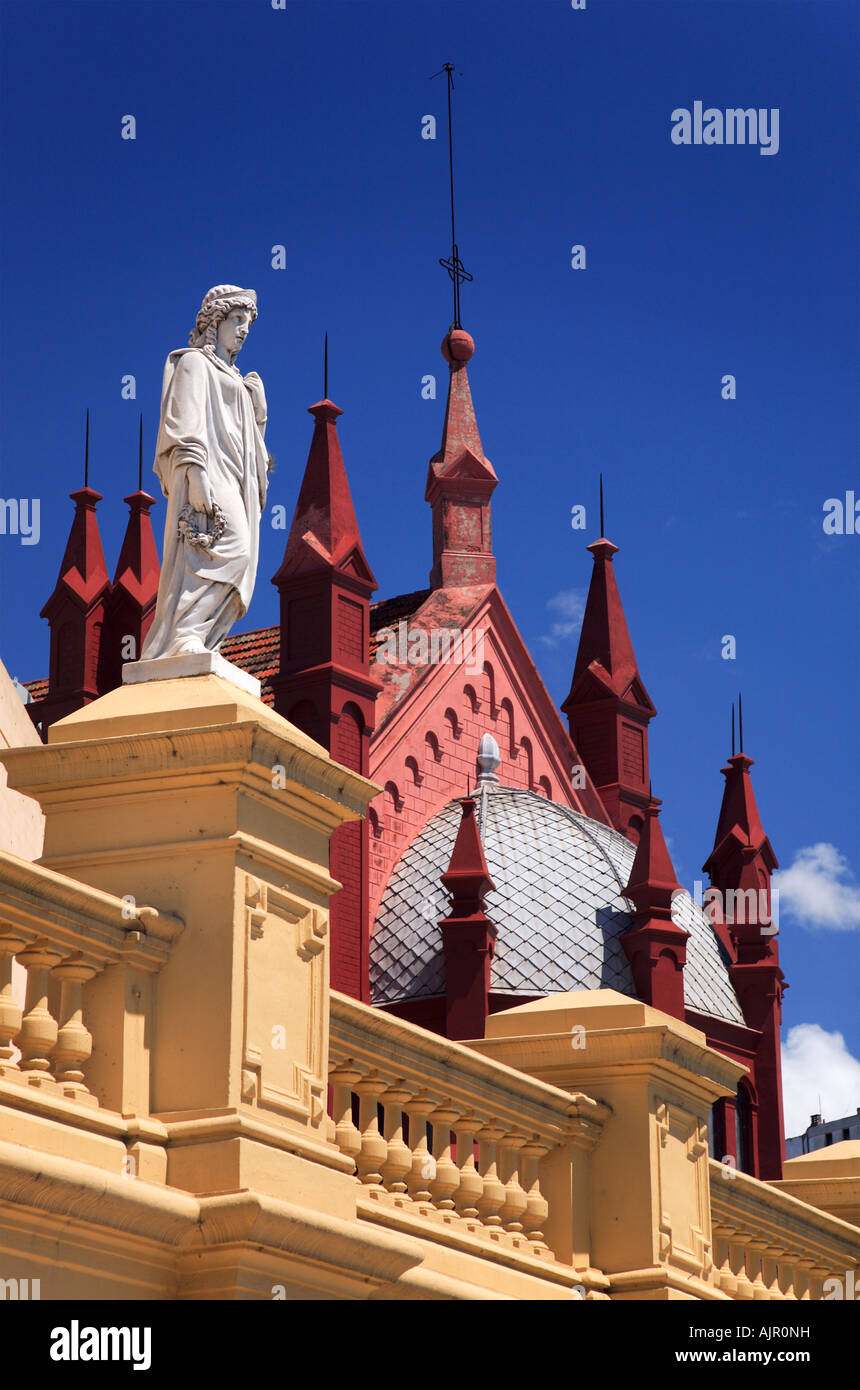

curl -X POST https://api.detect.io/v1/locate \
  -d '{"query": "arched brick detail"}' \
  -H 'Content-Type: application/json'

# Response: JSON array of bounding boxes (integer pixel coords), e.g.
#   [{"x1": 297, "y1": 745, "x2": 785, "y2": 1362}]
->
[
  {"x1": 499, "y1": 698, "x2": 516, "y2": 756},
  {"x1": 520, "y1": 736, "x2": 535, "y2": 791},
  {"x1": 425, "y1": 731, "x2": 442, "y2": 764}
]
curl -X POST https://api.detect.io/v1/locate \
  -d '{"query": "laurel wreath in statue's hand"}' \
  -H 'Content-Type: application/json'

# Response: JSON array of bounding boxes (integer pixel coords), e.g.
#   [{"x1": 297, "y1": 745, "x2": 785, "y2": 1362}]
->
[{"x1": 178, "y1": 502, "x2": 227, "y2": 550}]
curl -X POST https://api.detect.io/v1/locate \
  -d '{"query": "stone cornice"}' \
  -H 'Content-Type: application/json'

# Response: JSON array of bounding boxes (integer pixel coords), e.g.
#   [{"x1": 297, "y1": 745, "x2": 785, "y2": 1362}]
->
[{"x1": 0, "y1": 850, "x2": 181, "y2": 970}]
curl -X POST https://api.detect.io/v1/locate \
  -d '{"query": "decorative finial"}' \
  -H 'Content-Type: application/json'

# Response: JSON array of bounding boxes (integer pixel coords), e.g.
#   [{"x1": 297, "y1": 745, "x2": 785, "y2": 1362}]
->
[
  {"x1": 599, "y1": 473, "x2": 604, "y2": 538},
  {"x1": 731, "y1": 701, "x2": 736, "y2": 757},
  {"x1": 84, "y1": 408, "x2": 90, "y2": 488},
  {"x1": 431, "y1": 61, "x2": 472, "y2": 329},
  {"x1": 324, "y1": 331, "x2": 328, "y2": 401},
  {"x1": 138, "y1": 413, "x2": 143, "y2": 492},
  {"x1": 476, "y1": 732, "x2": 501, "y2": 786},
  {"x1": 738, "y1": 692, "x2": 744, "y2": 754}
]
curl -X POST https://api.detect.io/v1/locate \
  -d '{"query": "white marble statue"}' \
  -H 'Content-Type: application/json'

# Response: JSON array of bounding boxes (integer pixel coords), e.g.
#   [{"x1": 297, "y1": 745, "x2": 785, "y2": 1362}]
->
[{"x1": 140, "y1": 284, "x2": 270, "y2": 662}]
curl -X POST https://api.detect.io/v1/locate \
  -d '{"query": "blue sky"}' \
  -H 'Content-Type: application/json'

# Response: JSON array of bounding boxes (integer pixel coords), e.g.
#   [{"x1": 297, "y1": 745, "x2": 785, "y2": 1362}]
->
[{"x1": 0, "y1": 0, "x2": 857, "y2": 1129}]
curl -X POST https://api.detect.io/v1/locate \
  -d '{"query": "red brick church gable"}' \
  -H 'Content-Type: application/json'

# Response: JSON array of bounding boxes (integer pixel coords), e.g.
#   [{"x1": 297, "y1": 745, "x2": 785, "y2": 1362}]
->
[{"x1": 366, "y1": 581, "x2": 611, "y2": 925}]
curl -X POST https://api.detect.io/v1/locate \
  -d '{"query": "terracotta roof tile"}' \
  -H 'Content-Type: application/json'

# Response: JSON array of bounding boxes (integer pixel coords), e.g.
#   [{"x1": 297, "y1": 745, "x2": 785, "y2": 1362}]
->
[{"x1": 24, "y1": 592, "x2": 424, "y2": 711}]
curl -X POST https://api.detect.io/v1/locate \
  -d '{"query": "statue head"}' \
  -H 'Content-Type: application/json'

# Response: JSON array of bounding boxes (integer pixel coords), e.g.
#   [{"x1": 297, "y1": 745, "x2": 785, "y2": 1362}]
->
[{"x1": 189, "y1": 285, "x2": 258, "y2": 359}]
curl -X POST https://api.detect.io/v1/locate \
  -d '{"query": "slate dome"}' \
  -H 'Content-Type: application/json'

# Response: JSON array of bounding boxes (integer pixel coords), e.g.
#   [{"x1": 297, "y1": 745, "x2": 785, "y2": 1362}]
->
[{"x1": 370, "y1": 785, "x2": 744, "y2": 1025}]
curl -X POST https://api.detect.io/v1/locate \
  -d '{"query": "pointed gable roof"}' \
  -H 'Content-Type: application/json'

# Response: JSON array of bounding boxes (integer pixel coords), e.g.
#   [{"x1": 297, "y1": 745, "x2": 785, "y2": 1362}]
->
[
  {"x1": 704, "y1": 752, "x2": 778, "y2": 876},
  {"x1": 111, "y1": 489, "x2": 160, "y2": 606},
  {"x1": 624, "y1": 797, "x2": 683, "y2": 913},
  {"x1": 567, "y1": 538, "x2": 655, "y2": 710},
  {"x1": 425, "y1": 329, "x2": 497, "y2": 486},
  {"x1": 272, "y1": 399, "x2": 376, "y2": 586},
  {"x1": 41, "y1": 486, "x2": 110, "y2": 619}
]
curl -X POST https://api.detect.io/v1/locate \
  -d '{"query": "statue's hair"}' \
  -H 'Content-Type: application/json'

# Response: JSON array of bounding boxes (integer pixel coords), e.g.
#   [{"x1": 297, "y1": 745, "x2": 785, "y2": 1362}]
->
[{"x1": 188, "y1": 284, "x2": 258, "y2": 348}]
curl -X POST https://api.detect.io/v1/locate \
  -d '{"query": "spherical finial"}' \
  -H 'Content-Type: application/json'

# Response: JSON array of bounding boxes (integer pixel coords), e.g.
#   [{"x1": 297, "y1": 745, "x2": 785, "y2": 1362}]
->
[{"x1": 441, "y1": 328, "x2": 475, "y2": 365}]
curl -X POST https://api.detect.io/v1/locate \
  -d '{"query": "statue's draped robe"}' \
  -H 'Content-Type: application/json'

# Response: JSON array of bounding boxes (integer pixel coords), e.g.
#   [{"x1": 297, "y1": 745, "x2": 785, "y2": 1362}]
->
[{"x1": 141, "y1": 347, "x2": 269, "y2": 660}]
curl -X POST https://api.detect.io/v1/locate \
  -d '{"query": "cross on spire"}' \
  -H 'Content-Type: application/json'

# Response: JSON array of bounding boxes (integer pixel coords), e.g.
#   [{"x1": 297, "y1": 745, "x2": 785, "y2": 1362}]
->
[{"x1": 432, "y1": 61, "x2": 472, "y2": 329}]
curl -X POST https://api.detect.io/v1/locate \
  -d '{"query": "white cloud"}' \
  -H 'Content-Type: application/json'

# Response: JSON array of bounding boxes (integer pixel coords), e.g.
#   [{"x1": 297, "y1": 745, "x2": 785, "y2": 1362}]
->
[
  {"x1": 782, "y1": 1024, "x2": 860, "y2": 1137},
  {"x1": 538, "y1": 589, "x2": 585, "y2": 647},
  {"x1": 773, "y1": 843, "x2": 860, "y2": 930}
]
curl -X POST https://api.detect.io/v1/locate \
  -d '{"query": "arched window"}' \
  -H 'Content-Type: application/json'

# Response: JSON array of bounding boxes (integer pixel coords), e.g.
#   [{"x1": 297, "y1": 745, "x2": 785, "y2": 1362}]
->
[
  {"x1": 499, "y1": 699, "x2": 516, "y2": 756},
  {"x1": 444, "y1": 707, "x2": 461, "y2": 741},
  {"x1": 520, "y1": 736, "x2": 534, "y2": 790},
  {"x1": 736, "y1": 1082, "x2": 753, "y2": 1175}
]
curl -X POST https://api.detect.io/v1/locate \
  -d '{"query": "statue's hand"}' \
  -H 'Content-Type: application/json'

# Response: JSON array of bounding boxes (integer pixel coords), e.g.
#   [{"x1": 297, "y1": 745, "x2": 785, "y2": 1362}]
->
[
  {"x1": 243, "y1": 371, "x2": 267, "y2": 423},
  {"x1": 186, "y1": 465, "x2": 213, "y2": 516}
]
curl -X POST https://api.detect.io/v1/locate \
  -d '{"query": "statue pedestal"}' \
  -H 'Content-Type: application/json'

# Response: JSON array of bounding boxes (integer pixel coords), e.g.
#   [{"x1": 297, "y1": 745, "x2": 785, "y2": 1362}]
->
[
  {"x1": 3, "y1": 674, "x2": 378, "y2": 1202},
  {"x1": 122, "y1": 650, "x2": 261, "y2": 699}
]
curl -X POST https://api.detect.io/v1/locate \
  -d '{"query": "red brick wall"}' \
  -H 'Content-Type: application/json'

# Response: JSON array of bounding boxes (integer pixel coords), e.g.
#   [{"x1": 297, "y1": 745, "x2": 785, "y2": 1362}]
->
[
  {"x1": 330, "y1": 704, "x2": 366, "y2": 997},
  {"x1": 368, "y1": 655, "x2": 581, "y2": 926}
]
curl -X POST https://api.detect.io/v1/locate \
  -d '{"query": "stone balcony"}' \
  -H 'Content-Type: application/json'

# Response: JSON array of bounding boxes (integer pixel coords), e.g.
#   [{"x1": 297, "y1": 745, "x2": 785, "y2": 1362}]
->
[{"x1": 0, "y1": 674, "x2": 857, "y2": 1300}]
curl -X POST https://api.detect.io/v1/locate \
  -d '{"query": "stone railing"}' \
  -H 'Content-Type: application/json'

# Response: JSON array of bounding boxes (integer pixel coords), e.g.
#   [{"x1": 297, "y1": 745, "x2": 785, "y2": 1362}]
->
[
  {"x1": 709, "y1": 1158, "x2": 860, "y2": 1299},
  {"x1": 329, "y1": 991, "x2": 611, "y2": 1294},
  {"x1": 0, "y1": 851, "x2": 181, "y2": 1108}
]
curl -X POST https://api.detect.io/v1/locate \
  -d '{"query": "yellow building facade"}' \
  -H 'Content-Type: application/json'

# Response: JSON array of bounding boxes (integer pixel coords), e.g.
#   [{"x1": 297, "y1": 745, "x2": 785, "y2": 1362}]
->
[{"x1": 0, "y1": 671, "x2": 857, "y2": 1300}]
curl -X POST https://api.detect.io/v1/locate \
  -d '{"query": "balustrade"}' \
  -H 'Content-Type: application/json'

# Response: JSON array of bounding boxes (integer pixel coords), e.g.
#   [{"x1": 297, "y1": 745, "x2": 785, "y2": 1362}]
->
[
  {"x1": 0, "y1": 931, "x2": 101, "y2": 1097},
  {"x1": 0, "y1": 860, "x2": 180, "y2": 1109},
  {"x1": 328, "y1": 991, "x2": 605, "y2": 1268},
  {"x1": 709, "y1": 1159, "x2": 860, "y2": 1301}
]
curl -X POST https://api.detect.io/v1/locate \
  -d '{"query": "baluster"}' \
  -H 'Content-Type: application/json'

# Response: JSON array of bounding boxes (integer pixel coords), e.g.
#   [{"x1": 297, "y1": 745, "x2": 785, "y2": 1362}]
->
[
  {"x1": 747, "y1": 1238, "x2": 769, "y2": 1299},
  {"x1": 475, "y1": 1121, "x2": 506, "y2": 1228},
  {"x1": 793, "y1": 1257, "x2": 814, "y2": 1300},
  {"x1": 354, "y1": 1071, "x2": 387, "y2": 1187},
  {"x1": 498, "y1": 1132, "x2": 529, "y2": 1234},
  {"x1": 453, "y1": 1114, "x2": 483, "y2": 1221},
  {"x1": 807, "y1": 1265, "x2": 829, "y2": 1302},
  {"x1": 329, "y1": 1062, "x2": 361, "y2": 1172},
  {"x1": 405, "y1": 1094, "x2": 435, "y2": 1204},
  {"x1": 777, "y1": 1253, "x2": 797, "y2": 1301},
  {"x1": 380, "y1": 1082, "x2": 412, "y2": 1195},
  {"x1": 762, "y1": 1245, "x2": 785, "y2": 1299},
  {"x1": 519, "y1": 1140, "x2": 550, "y2": 1254},
  {"x1": 711, "y1": 1223, "x2": 735, "y2": 1294},
  {"x1": 51, "y1": 955, "x2": 98, "y2": 1097},
  {"x1": 728, "y1": 1229, "x2": 755, "y2": 1299},
  {"x1": 0, "y1": 931, "x2": 29, "y2": 1077},
  {"x1": 15, "y1": 941, "x2": 62, "y2": 1078},
  {"x1": 428, "y1": 1102, "x2": 460, "y2": 1212}
]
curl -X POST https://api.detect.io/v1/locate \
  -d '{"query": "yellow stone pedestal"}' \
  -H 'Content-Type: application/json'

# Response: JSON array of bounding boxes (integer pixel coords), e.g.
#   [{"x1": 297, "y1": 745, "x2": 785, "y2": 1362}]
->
[{"x1": 3, "y1": 674, "x2": 378, "y2": 1199}]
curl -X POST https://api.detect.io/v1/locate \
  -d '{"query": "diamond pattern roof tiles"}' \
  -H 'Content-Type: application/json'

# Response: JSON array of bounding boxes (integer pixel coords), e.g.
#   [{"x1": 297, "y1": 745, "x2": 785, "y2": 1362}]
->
[{"x1": 370, "y1": 786, "x2": 745, "y2": 1025}]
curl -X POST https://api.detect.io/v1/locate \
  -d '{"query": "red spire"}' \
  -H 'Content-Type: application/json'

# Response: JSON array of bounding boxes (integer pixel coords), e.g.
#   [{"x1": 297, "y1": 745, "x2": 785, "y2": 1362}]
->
[
  {"x1": 703, "y1": 739, "x2": 785, "y2": 1180},
  {"x1": 271, "y1": 393, "x2": 380, "y2": 1003},
  {"x1": 705, "y1": 753, "x2": 777, "y2": 886},
  {"x1": 621, "y1": 797, "x2": 689, "y2": 1018},
  {"x1": 562, "y1": 531, "x2": 656, "y2": 842},
  {"x1": 441, "y1": 796, "x2": 497, "y2": 1040},
  {"x1": 272, "y1": 400, "x2": 376, "y2": 586},
  {"x1": 29, "y1": 486, "x2": 111, "y2": 733},
  {"x1": 571, "y1": 539, "x2": 642, "y2": 692},
  {"x1": 425, "y1": 329, "x2": 497, "y2": 590},
  {"x1": 49, "y1": 486, "x2": 110, "y2": 609},
  {"x1": 100, "y1": 488, "x2": 160, "y2": 689}
]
